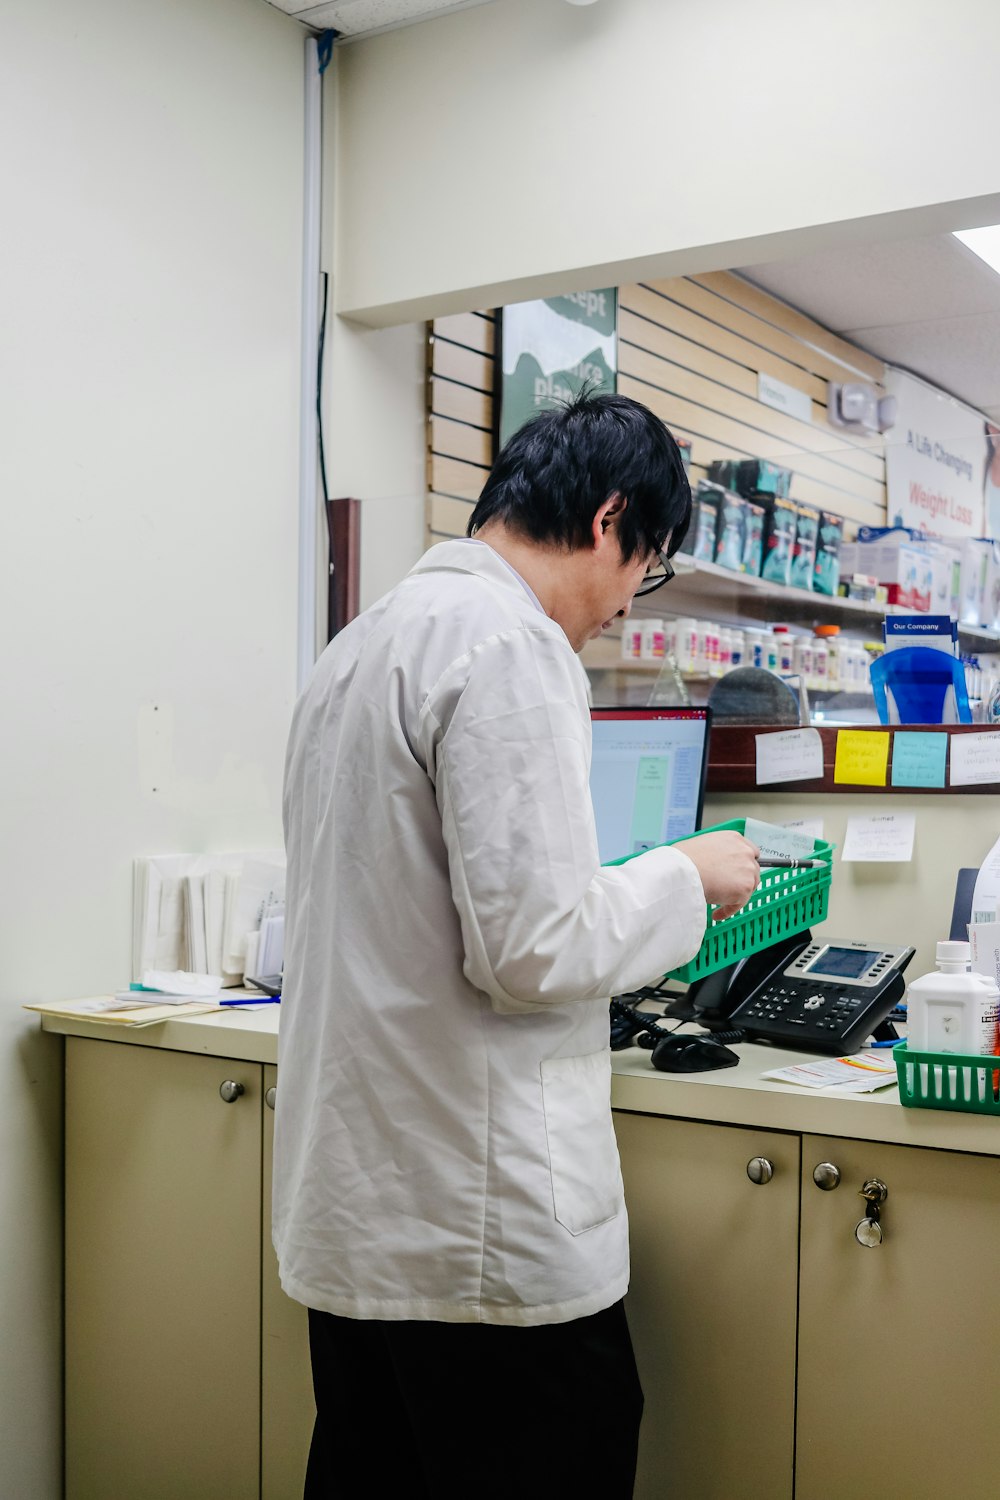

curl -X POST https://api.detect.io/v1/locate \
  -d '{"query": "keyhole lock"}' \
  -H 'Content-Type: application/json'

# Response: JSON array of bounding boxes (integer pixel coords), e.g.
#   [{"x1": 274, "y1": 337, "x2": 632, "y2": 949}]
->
[{"x1": 855, "y1": 1177, "x2": 888, "y2": 1248}]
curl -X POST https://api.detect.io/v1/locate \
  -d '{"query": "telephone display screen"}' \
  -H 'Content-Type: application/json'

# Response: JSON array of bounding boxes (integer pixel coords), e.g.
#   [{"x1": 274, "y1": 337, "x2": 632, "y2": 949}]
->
[{"x1": 806, "y1": 946, "x2": 880, "y2": 980}]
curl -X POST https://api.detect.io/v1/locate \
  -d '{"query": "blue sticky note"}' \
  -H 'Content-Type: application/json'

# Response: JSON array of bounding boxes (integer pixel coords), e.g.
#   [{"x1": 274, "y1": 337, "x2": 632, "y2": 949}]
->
[{"x1": 891, "y1": 731, "x2": 947, "y2": 789}]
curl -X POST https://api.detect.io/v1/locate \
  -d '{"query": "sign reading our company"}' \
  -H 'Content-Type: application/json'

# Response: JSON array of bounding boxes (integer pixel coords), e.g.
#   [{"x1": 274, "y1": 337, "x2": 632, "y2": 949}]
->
[
  {"x1": 884, "y1": 367, "x2": 986, "y2": 539},
  {"x1": 499, "y1": 289, "x2": 617, "y2": 448}
]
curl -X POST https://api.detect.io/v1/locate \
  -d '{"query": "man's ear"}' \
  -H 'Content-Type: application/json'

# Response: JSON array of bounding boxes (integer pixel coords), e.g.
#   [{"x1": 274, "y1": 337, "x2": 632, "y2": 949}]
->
[{"x1": 592, "y1": 492, "x2": 627, "y2": 549}]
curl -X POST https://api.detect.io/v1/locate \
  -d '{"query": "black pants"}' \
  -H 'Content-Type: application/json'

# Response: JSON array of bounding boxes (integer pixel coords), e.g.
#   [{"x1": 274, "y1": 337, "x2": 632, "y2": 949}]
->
[{"x1": 304, "y1": 1300, "x2": 644, "y2": 1499}]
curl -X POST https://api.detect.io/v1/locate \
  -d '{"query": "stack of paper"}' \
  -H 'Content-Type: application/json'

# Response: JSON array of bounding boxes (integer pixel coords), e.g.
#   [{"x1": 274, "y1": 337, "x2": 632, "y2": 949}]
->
[{"x1": 132, "y1": 852, "x2": 284, "y2": 985}]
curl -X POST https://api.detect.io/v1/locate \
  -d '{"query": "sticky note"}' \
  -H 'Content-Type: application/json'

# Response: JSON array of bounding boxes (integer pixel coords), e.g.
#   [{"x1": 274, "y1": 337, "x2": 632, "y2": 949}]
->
[
  {"x1": 834, "y1": 730, "x2": 889, "y2": 786},
  {"x1": 842, "y1": 813, "x2": 916, "y2": 863},
  {"x1": 950, "y1": 732, "x2": 1000, "y2": 788},
  {"x1": 891, "y1": 732, "x2": 947, "y2": 789},
  {"x1": 755, "y1": 728, "x2": 824, "y2": 785}
]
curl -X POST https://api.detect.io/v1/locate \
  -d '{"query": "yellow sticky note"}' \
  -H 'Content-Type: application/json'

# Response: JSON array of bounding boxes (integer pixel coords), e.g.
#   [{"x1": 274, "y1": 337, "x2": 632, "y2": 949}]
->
[{"x1": 834, "y1": 730, "x2": 890, "y2": 786}]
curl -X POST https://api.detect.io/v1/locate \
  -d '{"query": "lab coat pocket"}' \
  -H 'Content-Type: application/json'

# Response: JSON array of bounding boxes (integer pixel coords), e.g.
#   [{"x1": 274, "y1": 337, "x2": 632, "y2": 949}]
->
[{"x1": 540, "y1": 1052, "x2": 623, "y2": 1236}]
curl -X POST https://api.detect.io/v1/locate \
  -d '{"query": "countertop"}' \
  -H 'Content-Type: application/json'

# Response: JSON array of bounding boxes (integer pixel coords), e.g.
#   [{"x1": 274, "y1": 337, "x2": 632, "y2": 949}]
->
[{"x1": 39, "y1": 1005, "x2": 1000, "y2": 1157}]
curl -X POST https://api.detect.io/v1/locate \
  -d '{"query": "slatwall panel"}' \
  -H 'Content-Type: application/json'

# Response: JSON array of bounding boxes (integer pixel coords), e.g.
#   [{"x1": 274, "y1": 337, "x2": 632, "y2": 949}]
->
[
  {"x1": 425, "y1": 275, "x2": 888, "y2": 547},
  {"x1": 427, "y1": 310, "x2": 495, "y2": 544},
  {"x1": 620, "y1": 272, "x2": 887, "y2": 528}
]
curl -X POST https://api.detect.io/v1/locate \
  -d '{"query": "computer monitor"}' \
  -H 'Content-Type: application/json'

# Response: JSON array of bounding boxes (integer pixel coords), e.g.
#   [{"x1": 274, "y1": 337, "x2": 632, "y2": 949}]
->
[{"x1": 589, "y1": 707, "x2": 711, "y2": 863}]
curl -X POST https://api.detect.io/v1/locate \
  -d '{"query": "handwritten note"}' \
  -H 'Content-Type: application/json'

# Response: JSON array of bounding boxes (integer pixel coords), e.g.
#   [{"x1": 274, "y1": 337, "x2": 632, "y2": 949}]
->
[
  {"x1": 755, "y1": 728, "x2": 824, "y2": 786},
  {"x1": 949, "y1": 732, "x2": 1000, "y2": 788},
  {"x1": 841, "y1": 813, "x2": 916, "y2": 863},
  {"x1": 891, "y1": 731, "x2": 947, "y2": 789},
  {"x1": 744, "y1": 818, "x2": 818, "y2": 860},
  {"x1": 781, "y1": 817, "x2": 825, "y2": 844},
  {"x1": 834, "y1": 730, "x2": 890, "y2": 787}
]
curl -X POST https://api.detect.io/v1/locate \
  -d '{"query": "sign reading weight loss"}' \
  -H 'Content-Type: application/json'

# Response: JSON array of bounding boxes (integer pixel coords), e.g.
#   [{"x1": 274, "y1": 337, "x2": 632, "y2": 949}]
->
[
  {"x1": 499, "y1": 289, "x2": 617, "y2": 448},
  {"x1": 884, "y1": 368, "x2": 986, "y2": 539}
]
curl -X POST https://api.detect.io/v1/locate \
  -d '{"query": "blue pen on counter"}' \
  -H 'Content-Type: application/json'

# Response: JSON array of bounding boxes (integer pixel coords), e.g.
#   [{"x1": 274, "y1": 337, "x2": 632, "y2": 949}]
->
[{"x1": 220, "y1": 996, "x2": 281, "y2": 1007}]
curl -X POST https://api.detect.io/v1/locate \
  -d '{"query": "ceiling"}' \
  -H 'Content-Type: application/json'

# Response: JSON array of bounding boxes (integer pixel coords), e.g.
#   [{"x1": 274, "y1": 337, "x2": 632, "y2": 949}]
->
[
  {"x1": 738, "y1": 233, "x2": 1000, "y2": 421},
  {"x1": 264, "y1": 0, "x2": 497, "y2": 39},
  {"x1": 260, "y1": 0, "x2": 999, "y2": 420}
]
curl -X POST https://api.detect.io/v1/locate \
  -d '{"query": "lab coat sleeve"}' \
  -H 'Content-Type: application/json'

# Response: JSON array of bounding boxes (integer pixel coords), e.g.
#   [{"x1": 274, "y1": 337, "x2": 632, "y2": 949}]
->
[{"x1": 424, "y1": 626, "x2": 709, "y2": 1013}]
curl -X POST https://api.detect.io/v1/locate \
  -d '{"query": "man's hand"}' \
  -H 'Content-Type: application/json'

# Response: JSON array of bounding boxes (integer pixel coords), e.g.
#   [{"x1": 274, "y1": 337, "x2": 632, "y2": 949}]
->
[{"x1": 679, "y1": 831, "x2": 761, "y2": 921}]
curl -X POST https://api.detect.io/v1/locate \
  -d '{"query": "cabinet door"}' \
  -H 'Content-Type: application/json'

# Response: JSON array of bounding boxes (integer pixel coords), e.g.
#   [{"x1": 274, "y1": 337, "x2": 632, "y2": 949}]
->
[
  {"x1": 65, "y1": 1038, "x2": 262, "y2": 1500},
  {"x1": 615, "y1": 1111, "x2": 799, "y2": 1500},
  {"x1": 262, "y1": 1063, "x2": 315, "y2": 1500},
  {"x1": 798, "y1": 1135, "x2": 1000, "y2": 1500}
]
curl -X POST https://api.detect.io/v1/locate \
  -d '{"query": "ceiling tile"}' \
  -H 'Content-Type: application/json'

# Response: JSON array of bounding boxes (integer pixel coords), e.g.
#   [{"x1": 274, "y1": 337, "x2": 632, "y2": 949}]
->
[
  {"x1": 739, "y1": 234, "x2": 1000, "y2": 333},
  {"x1": 841, "y1": 312, "x2": 1000, "y2": 414},
  {"x1": 286, "y1": 0, "x2": 496, "y2": 31}
]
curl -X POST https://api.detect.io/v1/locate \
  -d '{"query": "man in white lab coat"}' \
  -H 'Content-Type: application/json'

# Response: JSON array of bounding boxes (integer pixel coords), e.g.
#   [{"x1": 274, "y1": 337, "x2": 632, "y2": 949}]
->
[{"x1": 275, "y1": 393, "x2": 760, "y2": 1498}]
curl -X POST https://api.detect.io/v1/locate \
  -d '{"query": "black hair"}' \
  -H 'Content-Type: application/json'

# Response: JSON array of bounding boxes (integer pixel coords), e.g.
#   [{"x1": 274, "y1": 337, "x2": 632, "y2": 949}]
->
[{"x1": 467, "y1": 392, "x2": 691, "y2": 561}]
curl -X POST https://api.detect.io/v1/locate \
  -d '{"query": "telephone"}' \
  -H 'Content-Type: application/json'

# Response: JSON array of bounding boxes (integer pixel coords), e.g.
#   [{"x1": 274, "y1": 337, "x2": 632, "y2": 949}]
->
[{"x1": 682, "y1": 930, "x2": 916, "y2": 1054}]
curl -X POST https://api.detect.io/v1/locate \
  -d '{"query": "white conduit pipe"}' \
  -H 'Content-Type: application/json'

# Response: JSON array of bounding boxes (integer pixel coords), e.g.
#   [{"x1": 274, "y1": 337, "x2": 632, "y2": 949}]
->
[{"x1": 297, "y1": 35, "x2": 323, "y2": 695}]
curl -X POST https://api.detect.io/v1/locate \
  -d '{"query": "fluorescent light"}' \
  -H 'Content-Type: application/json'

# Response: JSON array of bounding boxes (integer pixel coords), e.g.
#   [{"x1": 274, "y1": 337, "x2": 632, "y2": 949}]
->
[{"x1": 954, "y1": 225, "x2": 1000, "y2": 276}]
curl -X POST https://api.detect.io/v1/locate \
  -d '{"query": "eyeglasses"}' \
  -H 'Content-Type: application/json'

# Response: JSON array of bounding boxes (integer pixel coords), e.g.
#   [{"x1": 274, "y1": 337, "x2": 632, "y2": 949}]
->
[{"x1": 633, "y1": 546, "x2": 676, "y2": 597}]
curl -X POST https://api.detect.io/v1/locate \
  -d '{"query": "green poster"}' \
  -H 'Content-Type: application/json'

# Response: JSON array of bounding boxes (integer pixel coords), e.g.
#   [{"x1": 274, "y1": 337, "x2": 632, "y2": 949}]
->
[{"x1": 499, "y1": 289, "x2": 618, "y2": 448}]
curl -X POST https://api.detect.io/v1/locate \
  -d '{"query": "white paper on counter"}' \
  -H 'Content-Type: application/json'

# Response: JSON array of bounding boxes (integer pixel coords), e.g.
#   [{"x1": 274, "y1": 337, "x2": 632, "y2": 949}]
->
[
  {"x1": 761, "y1": 1054, "x2": 898, "y2": 1092},
  {"x1": 841, "y1": 812, "x2": 916, "y2": 863},
  {"x1": 744, "y1": 818, "x2": 818, "y2": 860},
  {"x1": 755, "y1": 728, "x2": 824, "y2": 786},
  {"x1": 950, "y1": 733, "x2": 1000, "y2": 788}
]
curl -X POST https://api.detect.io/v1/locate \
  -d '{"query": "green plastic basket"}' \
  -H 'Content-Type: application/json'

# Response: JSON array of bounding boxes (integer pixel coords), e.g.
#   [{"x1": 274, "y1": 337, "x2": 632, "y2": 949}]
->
[
  {"x1": 605, "y1": 817, "x2": 834, "y2": 984},
  {"x1": 894, "y1": 1041, "x2": 1000, "y2": 1115}
]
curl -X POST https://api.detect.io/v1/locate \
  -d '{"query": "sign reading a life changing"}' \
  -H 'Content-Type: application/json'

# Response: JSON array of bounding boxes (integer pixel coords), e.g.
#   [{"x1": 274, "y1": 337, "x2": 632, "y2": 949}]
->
[
  {"x1": 884, "y1": 367, "x2": 986, "y2": 539},
  {"x1": 499, "y1": 289, "x2": 617, "y2": 448}
]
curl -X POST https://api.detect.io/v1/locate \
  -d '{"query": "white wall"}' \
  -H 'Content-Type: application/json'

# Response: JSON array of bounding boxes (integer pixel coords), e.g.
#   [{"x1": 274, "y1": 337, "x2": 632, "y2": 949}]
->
[
  {"x1": 321, "y1": 59, "x2": 428, "y2": 613},
  {"x1": 332, "y1": 0, "x2": 1000, "y2": 325},
  {"x1": 706, "y1": 791, "x2": 1000, "y2": 984},
  {"x1": 0, "y1": 0, "x2": 304, "y2": 1492}
]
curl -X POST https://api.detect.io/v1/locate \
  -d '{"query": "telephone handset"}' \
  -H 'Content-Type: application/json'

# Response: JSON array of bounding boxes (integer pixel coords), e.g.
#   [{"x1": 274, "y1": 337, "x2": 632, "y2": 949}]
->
[{"x1": 686, "y1": 931, "x2": 915, "y2": 1054}]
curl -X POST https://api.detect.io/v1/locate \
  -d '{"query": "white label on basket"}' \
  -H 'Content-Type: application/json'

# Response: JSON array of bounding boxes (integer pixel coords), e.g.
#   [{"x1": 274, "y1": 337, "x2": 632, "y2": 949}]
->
[
  {"x1": 744, "y1": 818, "x2": 817, "y2": 861},
  {"x1": 755, "y1": 729, "x2": 823, "y2": 786},
  {"x1": 841, "y1": 813, "x2": 916, "y2": 863}
]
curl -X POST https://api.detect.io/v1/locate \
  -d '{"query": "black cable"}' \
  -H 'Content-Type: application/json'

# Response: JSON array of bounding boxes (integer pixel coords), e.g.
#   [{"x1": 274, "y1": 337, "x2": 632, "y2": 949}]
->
[{"x1": 317, "y1": 270, "x2": 338, "y2": 637}]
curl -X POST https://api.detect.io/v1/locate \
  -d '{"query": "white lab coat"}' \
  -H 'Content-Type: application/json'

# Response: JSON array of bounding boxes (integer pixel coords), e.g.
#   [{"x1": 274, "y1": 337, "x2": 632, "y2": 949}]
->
[{"x1": 273, "y1": 539, "x2": 707, "y2": 1325}]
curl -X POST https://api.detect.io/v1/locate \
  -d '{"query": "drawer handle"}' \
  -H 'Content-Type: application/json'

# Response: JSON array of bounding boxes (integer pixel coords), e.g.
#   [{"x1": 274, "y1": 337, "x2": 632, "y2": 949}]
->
[{"x1": 219, "y1": 1080, "x2": 245, "y2": 1104}]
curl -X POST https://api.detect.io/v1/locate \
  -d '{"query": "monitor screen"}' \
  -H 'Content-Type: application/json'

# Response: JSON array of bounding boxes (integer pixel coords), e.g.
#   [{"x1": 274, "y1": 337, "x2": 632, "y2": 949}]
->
[{"x1": 589, "y1": 708, "x2": 711, "y2": 863}]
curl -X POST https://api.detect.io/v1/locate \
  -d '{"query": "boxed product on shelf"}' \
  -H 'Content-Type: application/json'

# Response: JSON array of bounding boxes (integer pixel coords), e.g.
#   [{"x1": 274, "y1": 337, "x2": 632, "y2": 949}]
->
[
  {"x1": 741, "y1": 501, "x2": 765, "y2": 576},
  {"x1": 707, "y1": 459, "x2": 740, "y2": 490},
  {"x1": 789, "y1": 504, "x2": 819, "y2": 590},
  {"x1": 714, "y1": 490, "x2": 746, "y2": 571},
  {"x1": 957, "y1": 538, "x2": 1000, "y2": 629},
  {"x1": 675, "y1": 435, "x2": 693, "y2": 475},
  {"x1": 680, "y1": 480, "x2": 722, "y2": 563},
  {"x1": 759, "y1": 495, "x2": 796, "y2": 585},
  {"x1": 735, "y1": 458, "x2": 793, "y2": 501},
  {"x1": 846, "y1": 527, "x2": 934, "y2": 612},
  {"x1": 813, "y1": 511, "x2": 844, "y2": 596}
]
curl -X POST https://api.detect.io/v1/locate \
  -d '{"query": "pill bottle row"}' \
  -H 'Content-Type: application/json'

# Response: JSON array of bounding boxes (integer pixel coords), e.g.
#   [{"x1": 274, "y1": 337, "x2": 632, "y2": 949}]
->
[{"x1": 620, "y1": 618, "x2": 873, "y2": 694}]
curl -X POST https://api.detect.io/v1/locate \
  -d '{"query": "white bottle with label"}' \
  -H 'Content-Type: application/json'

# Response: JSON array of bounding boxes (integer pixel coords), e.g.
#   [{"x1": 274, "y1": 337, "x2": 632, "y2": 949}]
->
[
  {"x1": 729, "y1": 628, "x2": 745, "y2": 671},
  {"x1": 621, "y1": 620, "x2": 643, "y2": 659},
  {"x1": 905, "y1": 940, "x2": 1000, "y2": 1099},
  {"x1": 673, "y1": 617, "x2": 698, "y2": 674},
  {"x1": 640, "y1": 618, "x2": 666, "y2": 661}
]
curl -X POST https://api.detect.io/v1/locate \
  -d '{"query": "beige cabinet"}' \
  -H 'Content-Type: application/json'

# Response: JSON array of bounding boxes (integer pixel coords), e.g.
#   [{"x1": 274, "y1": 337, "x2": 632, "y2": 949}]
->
[
  {"x1": 65, "y1": 1038, "x2": 311, "y2": 1500},
  {"x1": 615, "y1": 1112, "x2": 800, "y2": 1500},
  {"x1": 262, "y1": 1063, "x2": 314, "y2": 1500},
  {"x1": 616, "y1": 1112, "x2": 1000, "y2": 1500},
  {"x1": 797, "y1": 1135, "x2": 1000, "y2": 1500}
]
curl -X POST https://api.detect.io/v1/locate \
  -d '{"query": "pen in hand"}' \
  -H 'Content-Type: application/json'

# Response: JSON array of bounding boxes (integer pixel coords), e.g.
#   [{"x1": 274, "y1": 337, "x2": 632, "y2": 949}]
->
[{"x1": 757, "y1": 856, "x2": 823, "y2": 868}]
